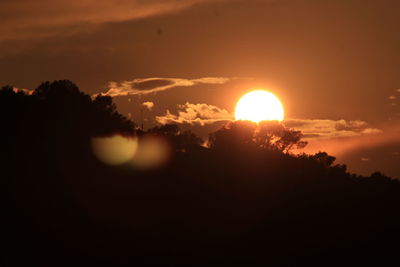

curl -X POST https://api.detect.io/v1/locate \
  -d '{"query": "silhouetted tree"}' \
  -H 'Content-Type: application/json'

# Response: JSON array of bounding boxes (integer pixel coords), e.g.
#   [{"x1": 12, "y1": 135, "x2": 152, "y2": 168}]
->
[
  {"x1": 208, "y1": 120, "x2": 257, "y2": 150},
  {"x1": 310, "y1": 151, "x2": 336, "y2": 167},
  {"x1": 32, "y1": 80, "x2": 135, "y2": 136},
  {"x1": 256, "y1": 121, "x2": 308, "y2": 152},
  {"x1": 148, "y1": 124, "x2": 204, "y2": 152},
  {"x1": 208, "y1": 120, "x2": 307, "y2": 153},
  {"x1": 2, "y1": 80, "x2": 400, "y2": 267}
]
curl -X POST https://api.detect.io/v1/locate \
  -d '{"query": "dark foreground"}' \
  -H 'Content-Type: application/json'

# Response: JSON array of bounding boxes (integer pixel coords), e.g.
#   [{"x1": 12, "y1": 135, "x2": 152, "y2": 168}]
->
[{"x1": 2, "y1": 81, "x2": 400, "y2": 266}]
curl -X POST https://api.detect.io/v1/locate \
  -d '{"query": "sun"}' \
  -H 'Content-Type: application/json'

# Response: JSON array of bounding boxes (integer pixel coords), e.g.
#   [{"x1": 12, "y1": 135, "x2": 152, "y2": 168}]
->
[{"x1": 235, "y1": 90, "x2": 284, "y2": 123}]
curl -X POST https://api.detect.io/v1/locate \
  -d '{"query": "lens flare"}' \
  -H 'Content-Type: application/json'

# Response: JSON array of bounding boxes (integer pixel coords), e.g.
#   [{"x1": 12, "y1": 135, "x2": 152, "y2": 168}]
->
[
  {"x1": 91, "y1": 135, "x2": 138, "y2": 165},
  {"x1": 131, "y1": 135, "x2": 171, "y2": 170}
]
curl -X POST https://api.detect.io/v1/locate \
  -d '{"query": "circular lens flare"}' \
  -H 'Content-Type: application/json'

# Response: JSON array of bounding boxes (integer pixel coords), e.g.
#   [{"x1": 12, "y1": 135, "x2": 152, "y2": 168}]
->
[
  {"x1": 235, "y1": 90, "x2": 284, "y2": 123},
  {"x1": 131, "y1": 135, "x2": 171, "y2": 170},
  {"x1": 91, "y1": 135, "x2": 138, "y2": 165}
]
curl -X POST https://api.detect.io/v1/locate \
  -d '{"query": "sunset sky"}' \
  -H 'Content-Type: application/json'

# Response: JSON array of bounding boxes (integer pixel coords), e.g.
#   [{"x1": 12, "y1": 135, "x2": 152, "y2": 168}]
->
[{"x1": 1, "y1": 0, "x2": 399, "y2": 177}]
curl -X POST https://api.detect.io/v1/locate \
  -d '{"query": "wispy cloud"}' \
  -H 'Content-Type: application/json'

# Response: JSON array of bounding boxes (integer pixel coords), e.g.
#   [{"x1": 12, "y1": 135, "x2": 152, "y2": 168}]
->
[
  {"x1": 156, "y1": 102, "x2": 234, "y2": 126},
  {"x1": 301, "y1": 123, "x2": 400, "y2": 163},
  {"x1": 0, "y1": 0, "x2": 211, "y2": 41},
  {"x1": 99, "y1": 77, "x2": 231, "y2": 97},
  {"x1": 284, "y1": 119, "x2": 382, "y2": 139},
  {"x1": 389, "y1": 95, "x2": 397, "y2": 100}
]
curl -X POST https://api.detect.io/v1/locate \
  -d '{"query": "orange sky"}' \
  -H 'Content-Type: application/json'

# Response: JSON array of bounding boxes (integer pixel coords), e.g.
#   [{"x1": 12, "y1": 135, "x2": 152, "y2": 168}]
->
[{"x1": 1, "y1": 0, "x2": 399, "y2": 177}]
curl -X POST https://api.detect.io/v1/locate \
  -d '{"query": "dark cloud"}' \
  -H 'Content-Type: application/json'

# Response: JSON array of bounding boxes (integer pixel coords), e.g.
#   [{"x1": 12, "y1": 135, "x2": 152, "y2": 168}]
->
[
  {"x1": 134, "y1": 79, "x2": 174, "y2": 91},
  {"x1": 0, "y1": 0, "x2": 212, "y2": 41},
  {"x1": 98, "y1": 77, "x2": 232, "y2": 97}
]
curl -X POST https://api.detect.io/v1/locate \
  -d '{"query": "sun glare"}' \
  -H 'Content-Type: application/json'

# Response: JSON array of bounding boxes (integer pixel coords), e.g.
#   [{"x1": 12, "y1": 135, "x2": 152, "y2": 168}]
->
[{"x1": 235, "y1": 90, "x2": 284, "y2": 123}]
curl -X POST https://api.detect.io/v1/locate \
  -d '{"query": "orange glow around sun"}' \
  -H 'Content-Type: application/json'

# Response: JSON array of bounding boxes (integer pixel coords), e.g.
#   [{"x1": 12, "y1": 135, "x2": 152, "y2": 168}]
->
[{"x1": 235, "y1": 90, "x2": 285, "y2": 123}]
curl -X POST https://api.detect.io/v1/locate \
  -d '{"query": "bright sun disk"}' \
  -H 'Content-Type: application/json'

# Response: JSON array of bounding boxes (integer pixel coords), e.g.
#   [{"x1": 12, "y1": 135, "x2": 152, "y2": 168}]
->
[{"x1": 235, "y1": 90, "x2": 284, "y2": 123}]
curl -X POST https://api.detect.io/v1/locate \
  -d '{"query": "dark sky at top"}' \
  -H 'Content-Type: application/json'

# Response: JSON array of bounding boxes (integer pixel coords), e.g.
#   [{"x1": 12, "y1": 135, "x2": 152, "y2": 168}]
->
[{"x1": 1, "y1": 0, "x2": 399, "y2": 177}]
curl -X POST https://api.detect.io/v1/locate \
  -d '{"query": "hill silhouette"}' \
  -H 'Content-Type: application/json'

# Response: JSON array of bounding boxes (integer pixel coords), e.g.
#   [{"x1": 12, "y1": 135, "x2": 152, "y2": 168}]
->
[{"x1": 2, "y1": 81, "x2": 400, "y2": 266}]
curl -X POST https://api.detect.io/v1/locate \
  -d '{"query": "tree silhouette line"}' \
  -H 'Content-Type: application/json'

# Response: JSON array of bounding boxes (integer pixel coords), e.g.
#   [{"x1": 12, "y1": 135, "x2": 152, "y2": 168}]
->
[{"x1": 1, "y1": 80, "x2": 399, "y2": 266}]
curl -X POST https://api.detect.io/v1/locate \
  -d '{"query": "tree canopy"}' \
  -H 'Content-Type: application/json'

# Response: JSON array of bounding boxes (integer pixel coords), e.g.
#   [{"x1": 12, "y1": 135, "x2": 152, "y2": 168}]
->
[
  {"x1": 1, "y1": 80, "x2": 399, "y2": 266},
  {"x1": 208, "y1": 120, "x2": 307, "y2": 153}
]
